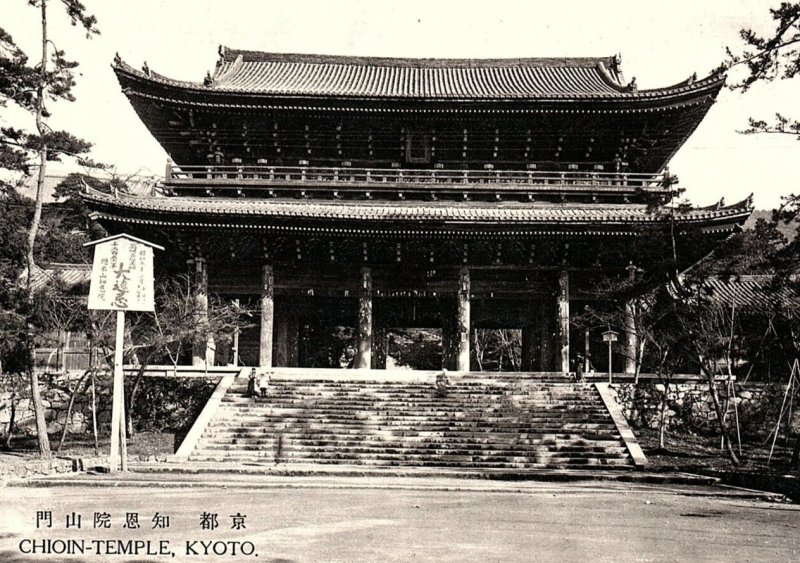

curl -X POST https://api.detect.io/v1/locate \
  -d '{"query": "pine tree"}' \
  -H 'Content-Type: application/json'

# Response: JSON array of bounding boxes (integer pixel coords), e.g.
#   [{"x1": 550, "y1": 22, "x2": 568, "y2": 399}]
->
[{"x1": 0, "y1": 1, "x2": 99, "y2": 458}]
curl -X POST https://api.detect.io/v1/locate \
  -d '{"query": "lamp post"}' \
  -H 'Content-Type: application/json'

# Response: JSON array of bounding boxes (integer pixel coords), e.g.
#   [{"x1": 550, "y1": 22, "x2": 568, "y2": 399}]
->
[{"x1": 602, "y1": 329, "x2": 619, "y2": 383}]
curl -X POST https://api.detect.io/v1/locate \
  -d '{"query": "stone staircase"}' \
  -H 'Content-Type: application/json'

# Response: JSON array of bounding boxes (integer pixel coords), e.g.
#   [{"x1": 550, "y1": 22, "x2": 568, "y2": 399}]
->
[{"x1": 187, "y1": 374, "x2": 640, "y2": 470}]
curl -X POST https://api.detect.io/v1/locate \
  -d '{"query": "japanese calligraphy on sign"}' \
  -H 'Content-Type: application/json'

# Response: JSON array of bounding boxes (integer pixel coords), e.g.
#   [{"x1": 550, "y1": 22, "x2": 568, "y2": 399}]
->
[{"x1": 85, "y1": 234, "x2": 163, "y2": 312}]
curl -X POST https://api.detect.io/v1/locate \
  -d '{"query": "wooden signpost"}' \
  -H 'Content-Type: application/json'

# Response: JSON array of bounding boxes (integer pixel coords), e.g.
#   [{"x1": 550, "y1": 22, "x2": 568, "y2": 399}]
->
[{"x1": 84, "y1": 234, "x2": 163, "y2": 473}]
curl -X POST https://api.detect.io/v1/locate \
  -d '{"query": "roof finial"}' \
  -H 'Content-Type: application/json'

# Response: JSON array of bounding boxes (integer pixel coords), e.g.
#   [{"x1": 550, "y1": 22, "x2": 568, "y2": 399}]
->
[
  {"x1": 204, "y1": 71, "x2": 214, "y2": 87},
  {"x1": 626, "y1": 76, "x2": 638, "y2": 93},
  {"x1": 142, "y1": 61, "x2": 150, "y2": 77},
  {"x1": 689, "y1": 72, "x2": 697, "y2": 85},
  {"x1": 113, "y1": 52, "x2": 121, "y2": 66},
  {"x1": 218, "y1": 45, "x2": 226, "y2": 58}
]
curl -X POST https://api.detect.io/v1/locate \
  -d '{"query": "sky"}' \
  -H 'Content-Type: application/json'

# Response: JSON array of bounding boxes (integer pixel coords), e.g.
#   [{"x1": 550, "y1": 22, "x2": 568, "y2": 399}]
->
[{"x1": 1, "y1": 0, "x2": 797, "y2": 209}]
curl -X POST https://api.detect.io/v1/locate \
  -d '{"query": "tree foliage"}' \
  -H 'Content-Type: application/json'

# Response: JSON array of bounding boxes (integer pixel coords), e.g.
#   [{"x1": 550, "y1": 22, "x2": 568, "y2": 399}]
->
[
  {"x1": 725, "y1": 2, "x2": 800, "y2": 91},
  {"x1": 0, "y1": 0, "x2": 99, "y2": 458},
  {"x1": 725, "y1": 2, "x2": 800, "y2": 136}
]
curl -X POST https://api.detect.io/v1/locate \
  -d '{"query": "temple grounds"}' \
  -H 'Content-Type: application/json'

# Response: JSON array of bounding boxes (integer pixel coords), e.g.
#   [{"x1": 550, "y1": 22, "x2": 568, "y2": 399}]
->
[{"x1": 1, "y1": 476, "x2": 798, "y2": 562}]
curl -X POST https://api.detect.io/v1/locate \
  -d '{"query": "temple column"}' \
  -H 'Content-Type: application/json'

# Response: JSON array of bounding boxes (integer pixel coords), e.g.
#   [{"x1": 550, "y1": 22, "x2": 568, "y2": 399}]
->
[
  {"x1": 456, "y1": 266, "x2": 471, "y2": 371},
  {"x1": 354, "y1": 267, "x2": 372, "y2": 369},
  {"x1": 287, "y1": 314, "x2": 300, "y2": 367},
  {"x1": 274, "y1": 301, "x2": 288, "y2": 367},
  {"x1": 624, "y1": 262, "x2": 638, "y2": 375},
  {"x1": 521, "y1": 324, "x2": 536, "y2": 371},
  {"x1": 191, "y1": 257, "x2": 214, "y2": 367},
  {"x1": 259, "y1": 264, "x2": 274, "y2": 368},
  {"x1": 538, "y1": 303, "x2": 553, "y2": 371},
  {"x1": 372, "y1": 325, "x2": 388, "y2": 369},
  {"x1": 441, "y1": 312, "x2": 457, "y2": 370},
  {"x1": 556, "y1": 270, "x2": 570, "y2": 374},
  {"x1": 584, "y1": 327, "x2": 591, "y2": 372}
]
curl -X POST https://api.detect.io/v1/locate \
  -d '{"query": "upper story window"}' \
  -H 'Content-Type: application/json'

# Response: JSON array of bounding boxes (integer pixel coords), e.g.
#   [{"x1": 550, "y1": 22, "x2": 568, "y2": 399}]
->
[{"x1": 405, "y1": 131, "x2": 431, "y2": 164}]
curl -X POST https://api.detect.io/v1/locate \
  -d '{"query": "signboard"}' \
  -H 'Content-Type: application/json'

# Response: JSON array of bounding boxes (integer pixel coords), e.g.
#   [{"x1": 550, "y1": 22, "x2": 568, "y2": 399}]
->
[
  {"x1": 602, "y1": 330, "x2": 619, "y2": 343},
  {"x1": 87, "y1": 235, "x2": 161, "y2": 312},
  {"x1": 84, "y1": 234, "x2": 164, "y2": 473}
]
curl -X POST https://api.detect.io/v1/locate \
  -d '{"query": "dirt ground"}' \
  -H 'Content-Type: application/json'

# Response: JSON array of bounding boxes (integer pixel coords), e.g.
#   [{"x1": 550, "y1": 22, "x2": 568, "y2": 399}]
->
[
  {"x1": 0, "y1": 432, "x2": 173, "y2": 463},
  {"x1": 635, "y1": 427, "x2": 796, "y2": 473}
]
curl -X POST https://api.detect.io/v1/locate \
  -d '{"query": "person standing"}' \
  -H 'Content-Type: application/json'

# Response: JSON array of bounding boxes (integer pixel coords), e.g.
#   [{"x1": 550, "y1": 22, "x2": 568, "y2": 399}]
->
[{"x1": 246, "y1": 368, "x2": 257, "y2": 398}]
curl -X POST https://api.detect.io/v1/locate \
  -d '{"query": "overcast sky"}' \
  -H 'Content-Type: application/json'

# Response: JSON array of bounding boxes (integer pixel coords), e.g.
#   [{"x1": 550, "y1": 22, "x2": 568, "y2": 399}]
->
[{"x1": 2, "y1": 0, "x2": 797, "y2": 209}]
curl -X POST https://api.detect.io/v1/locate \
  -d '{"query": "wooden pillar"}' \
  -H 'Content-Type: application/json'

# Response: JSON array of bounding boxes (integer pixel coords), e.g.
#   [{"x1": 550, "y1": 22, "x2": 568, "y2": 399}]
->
[
  {"x1": 191, "y1": 257, "x2": 214, "y2": 367},
  {"x1": 538, "y1": 303, "x2": 553, "y2": 371},
  {"x1": 456, "y1": 266, "x2": 471, "y2": 371},
  {"x1": 556, "y1": 270, "x2": 570, "y2": 374},
  {"x1": 259, "y1": 264, "x2": 274, "y2": 368},
  {"x1": 441, "y1": 312, "x2": 457, "y2": 371},
  {"x1": 372, "y1": 325, "x2": 388, "y2": 369},
  {"x1": 624, "y1": 262, "x2": 638, "y2": 375},
  {"x1": 521, "y1": 324, "x2": 536, "y2": 371},
  {"x1": 584, "y1": 327, "x2": 591, "y2": 372},
  {"x1": 355, "y1": 267, "x2": 372, "y2": 369},
  {"x1": 287, "y1": 314, "x2": 300, "y2": 367},
  {"x1": 274, "y1": 301, "x2": 289, "y2": 367}
]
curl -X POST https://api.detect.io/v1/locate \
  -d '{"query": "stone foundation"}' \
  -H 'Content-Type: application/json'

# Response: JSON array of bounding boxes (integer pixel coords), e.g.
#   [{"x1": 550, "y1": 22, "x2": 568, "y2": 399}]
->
[
  {"x1": 611, "y1": 381, "x2": 799, "y2": 437},
  {"x1": 1, "y1": 372, "x2": 218, "y2": 437}
]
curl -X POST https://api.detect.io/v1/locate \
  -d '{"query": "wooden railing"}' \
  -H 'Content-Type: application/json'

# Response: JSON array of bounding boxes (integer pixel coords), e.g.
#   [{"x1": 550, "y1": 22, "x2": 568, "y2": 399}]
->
[{"x1": 165, "y1": 163, "x2": 669, "y2": 191}]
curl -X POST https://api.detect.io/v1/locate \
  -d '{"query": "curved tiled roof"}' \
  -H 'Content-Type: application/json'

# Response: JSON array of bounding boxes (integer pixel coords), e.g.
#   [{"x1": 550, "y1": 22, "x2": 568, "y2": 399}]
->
[
  {"x1": 18, "y1": 263, "x2": 92, "y2": 292},
  {"x1": 210, "y1": 49, "x2": 624, "y2": 98},
  {"x1": 84, "y1": 189, "x2": 752, "y2": 234},
  {"x1": 114, "y1": 48, "x2": 724, "y2": 101},
  {"x1": 699, "y1": 276, "x2": 798, "y2": 310}
]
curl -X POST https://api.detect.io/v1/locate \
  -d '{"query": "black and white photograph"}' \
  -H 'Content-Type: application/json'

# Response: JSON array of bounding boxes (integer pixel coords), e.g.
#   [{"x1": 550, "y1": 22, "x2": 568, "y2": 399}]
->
[{"x1": 0, "y1": 1, "x2": 799, "y2": 561}]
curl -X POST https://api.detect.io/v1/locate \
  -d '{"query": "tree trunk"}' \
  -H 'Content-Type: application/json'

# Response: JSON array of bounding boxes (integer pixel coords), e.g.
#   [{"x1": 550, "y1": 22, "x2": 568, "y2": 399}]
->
[
  {"x1": 659, "y1": 380, "x2": 670, "y2": 449},
  {"x1": 29, "y1": 367, "x2": 51, "y2": 458},
  {"x1": 4, "y1": 389, "x2": 17, "y2": 450},
  {"x1": 706, "y1": 373, "x2": 740, "y2": 465},
  {"x1": 24, "y1": 0, "x2": 52, "y2": 461},
  {"x1": 90, "y1": 369, "x2": 98, "y2": 455},
  {"x1": 125, "y1": 366, "x2": 145, "y2": 437},
  {"x1": 56, "y1": 369, "x2": 89, "y2": 452}
]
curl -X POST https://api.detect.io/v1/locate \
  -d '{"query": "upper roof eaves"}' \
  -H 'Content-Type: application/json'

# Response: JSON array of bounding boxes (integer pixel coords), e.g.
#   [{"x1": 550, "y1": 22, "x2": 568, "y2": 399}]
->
[{"x1": 112, "y1": 47, "x2": 725, "y2": 101}]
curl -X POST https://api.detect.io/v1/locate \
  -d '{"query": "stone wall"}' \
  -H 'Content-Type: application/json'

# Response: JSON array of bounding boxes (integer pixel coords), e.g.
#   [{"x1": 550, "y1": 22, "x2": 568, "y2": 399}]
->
[
  {"x1": 611, "y1": 381, "x2": 798, "y2": 437},
  {"x1": 0, "y1": 372, "x2": 112, "y2": 436},
  {"x1": 0, "y1": 372, "x2": 218, "y2": 437}
]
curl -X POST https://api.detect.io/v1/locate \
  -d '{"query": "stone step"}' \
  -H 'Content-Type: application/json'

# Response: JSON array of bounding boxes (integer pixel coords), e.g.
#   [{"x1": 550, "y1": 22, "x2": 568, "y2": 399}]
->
[
  {"x1": 204, "y1": 419, "x2": 617, "y2": 429},
  {"x1": 210, "y1": 411, "x2": 613, "y2": 421},
  {"x1": 225, "y1": 388, "x2": 582, "y2": 395},
  {"x1": 202, "y1": 429, "x2": 621, "y2": 441},
  {"x1": 198, "y1": 443, "x2": 626, "y2": 457},
  {"x1": 188, "y1": 453, "x2": 632, "y2": 468},
  {"x1": 188, "y1": 376, "x2": 635, "y2": 470},
  {"x1": 204, "y1": 427, "x2": 618, "y2": 439}
]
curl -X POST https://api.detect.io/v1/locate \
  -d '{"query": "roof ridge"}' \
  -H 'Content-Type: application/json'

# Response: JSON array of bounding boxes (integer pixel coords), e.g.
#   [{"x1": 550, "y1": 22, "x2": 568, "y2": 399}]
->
[{"x1": 217, "y1": 46, "x2": 617, "y2": 69}]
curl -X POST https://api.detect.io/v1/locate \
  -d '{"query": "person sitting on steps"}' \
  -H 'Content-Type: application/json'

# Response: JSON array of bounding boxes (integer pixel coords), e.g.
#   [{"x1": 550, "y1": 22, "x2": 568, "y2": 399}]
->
[{"x1": 258, "y1": 371, "x2": 270, "y2": 399}]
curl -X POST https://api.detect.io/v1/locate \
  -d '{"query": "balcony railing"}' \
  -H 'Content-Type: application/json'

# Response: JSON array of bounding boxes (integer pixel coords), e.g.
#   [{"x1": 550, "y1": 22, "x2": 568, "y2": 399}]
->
[{"x1": 165, "y1": 164, "x2": 670, "y2": 193}]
